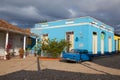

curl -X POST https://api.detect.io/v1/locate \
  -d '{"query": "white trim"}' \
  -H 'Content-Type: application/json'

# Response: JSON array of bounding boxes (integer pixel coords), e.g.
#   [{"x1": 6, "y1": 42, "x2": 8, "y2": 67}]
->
[
  {"x1": 36, "y1": 22, "x2": 89, "y2": 30},
  {"x1": 34, "y1": 22, "x2": 114, "y2": 33},
  {"x1": 65, "y1": 21, "x2": 74, "y2": 24},
  {"x1": 91, "y1": 24, "x2": 113, "y2": 33}
]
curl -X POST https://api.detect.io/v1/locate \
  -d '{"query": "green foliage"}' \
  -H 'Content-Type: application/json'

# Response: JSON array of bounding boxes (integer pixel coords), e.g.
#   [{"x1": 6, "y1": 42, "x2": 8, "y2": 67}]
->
[
  {"x1": 39, "y1": 20, "x2": 48, "y2": 23},
  {"x1": 34, "y1": 42, "x2": 41, "y2": 56},
  {"x1": 40, "y1": 38, "x2": 70, "y2": 58}
]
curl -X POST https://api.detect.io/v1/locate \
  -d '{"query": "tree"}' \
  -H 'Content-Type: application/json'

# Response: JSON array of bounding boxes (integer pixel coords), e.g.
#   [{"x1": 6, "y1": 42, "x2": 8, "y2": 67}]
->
[{"x1": 39, "y1": 20, "x2": 48, "y2": 23}]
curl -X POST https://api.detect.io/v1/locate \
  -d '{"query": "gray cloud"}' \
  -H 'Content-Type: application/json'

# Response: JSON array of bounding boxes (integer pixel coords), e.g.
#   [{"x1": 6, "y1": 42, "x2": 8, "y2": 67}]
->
[{"x1": 0, "y1": 0, "x2": 120, "y2": 33}]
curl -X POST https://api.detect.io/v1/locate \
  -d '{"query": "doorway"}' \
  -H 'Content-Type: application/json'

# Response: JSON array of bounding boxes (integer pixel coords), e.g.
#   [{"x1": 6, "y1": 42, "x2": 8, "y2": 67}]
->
[
  {"x1": 92, "y1": 32, "x2": 97, "y2": 54},
  {"x1": 66, "y1": 32, "x2": 74, "y2": 52}
]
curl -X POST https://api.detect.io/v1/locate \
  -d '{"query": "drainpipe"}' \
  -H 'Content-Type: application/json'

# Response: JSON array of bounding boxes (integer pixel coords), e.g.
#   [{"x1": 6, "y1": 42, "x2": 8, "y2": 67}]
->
[
  {"x1": 4, "y1": 32, "x2": 9, "y2": 60},
  {"x1": 23, "y1": 35, "x2": 26, "y2": 58}
]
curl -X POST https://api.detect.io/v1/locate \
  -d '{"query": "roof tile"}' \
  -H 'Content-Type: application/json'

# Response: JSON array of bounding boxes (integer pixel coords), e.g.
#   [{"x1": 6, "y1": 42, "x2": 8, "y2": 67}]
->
[{"x1": 0, "y1": 19, "x2": 31, "y2": 35}]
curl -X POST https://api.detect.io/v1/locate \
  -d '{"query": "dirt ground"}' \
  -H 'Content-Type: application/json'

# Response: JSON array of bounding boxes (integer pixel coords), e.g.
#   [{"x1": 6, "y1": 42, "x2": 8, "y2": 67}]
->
[{"x1": 0, "y1": 54, "x2": 120, "y2": 80}]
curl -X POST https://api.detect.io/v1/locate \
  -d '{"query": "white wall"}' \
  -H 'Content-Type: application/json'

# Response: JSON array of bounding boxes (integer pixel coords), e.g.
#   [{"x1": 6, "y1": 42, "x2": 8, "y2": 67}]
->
[{"x1": 0, "y1": 32, "x2": 6, "y2": 56}]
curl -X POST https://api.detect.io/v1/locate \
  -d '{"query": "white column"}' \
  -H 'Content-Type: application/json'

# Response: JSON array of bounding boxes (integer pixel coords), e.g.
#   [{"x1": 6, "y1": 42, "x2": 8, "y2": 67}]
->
[
  {"x1": 36, "y1": 38, "x2": 38, "y2": 45},
  {"x1": 23, "y1": 35, "x2": 26, "y2": 58},
  {"x1": 35, "y1": 37, "x2": 38, "y2": 55},
  {"x1": 4, "y1": 32, "x2": 9, "y2": 60}
]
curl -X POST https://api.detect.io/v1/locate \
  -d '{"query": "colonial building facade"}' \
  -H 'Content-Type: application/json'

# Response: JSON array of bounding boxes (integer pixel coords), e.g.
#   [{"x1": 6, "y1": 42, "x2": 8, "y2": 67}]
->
[{"x1": 31, "y1": 16, "x2": 115, "y2": 56}]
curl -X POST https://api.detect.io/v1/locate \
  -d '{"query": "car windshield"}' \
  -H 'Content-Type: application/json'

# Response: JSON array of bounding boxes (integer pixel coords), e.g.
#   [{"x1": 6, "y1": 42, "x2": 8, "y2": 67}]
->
[
  {"x1": 69, "y1": 49, "x2": 79, "y2": 53},
  {"x1": 69, "y1": 49, "x2": 88, "y2": 54}
]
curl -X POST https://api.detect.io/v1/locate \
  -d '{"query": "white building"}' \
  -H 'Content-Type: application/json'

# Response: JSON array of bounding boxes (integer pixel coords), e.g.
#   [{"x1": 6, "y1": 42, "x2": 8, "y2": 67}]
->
[{"x1": 0, "y1": 19, "x2": 31, "y2": 59}]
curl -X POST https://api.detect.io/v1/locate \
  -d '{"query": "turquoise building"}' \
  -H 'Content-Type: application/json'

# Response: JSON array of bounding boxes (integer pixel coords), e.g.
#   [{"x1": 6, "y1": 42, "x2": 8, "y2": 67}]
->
[{"x1": 31, "y1": 16, "x2": 115, "y2": 56}]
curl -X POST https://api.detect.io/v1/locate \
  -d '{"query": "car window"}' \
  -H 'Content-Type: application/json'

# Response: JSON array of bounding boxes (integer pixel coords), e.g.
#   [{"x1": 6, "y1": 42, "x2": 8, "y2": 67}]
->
[
  {"x1": 69, "y1": 49, "x2": 74, "y2": 53},
  {"x1": 69, "y1": 49, "x2": 79, "y2": 53},
  {"x1": 69, "y1": 49, "x2": 88, "y2": 54}
]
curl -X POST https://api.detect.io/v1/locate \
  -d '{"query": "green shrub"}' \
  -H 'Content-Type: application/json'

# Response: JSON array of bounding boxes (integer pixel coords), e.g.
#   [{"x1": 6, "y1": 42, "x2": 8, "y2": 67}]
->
[{"x1": 40, "y1": 38, "x2": 70, "y2": 58}]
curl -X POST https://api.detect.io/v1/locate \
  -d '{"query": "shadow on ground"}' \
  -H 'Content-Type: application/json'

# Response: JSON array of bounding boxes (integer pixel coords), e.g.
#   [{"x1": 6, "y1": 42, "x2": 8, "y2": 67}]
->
[
  {"x1": 60, "y1": 53, "x2": 120, "y2": 70},
  {"x1": 92, "y1": 53, "x2": 120, "y2": 69},
  {"x1": 0, "y1": 69, "x2": 120, "y2": 80}
]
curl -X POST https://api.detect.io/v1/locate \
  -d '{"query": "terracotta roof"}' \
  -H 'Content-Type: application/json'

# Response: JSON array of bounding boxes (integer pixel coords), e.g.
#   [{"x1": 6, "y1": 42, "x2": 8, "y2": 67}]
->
[{"x1": 0, "y1": 19, "x2": 31, "y2": 35}]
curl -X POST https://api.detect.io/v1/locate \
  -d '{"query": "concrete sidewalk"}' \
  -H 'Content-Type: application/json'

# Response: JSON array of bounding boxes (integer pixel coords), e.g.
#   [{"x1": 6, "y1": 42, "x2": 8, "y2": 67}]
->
[{"x1": 0, "y1": 54, "x2": 120, "y2": 80}]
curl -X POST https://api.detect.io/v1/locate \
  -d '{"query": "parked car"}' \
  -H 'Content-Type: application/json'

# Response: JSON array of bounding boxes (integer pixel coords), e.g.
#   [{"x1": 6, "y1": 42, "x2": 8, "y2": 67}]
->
[{"x1": 62, "y1": 49, "x2": 92, "y2": 63}]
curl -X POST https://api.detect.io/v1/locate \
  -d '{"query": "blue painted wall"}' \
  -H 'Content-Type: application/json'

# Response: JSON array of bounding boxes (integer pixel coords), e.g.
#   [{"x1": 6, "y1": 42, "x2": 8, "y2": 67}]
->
[{"x1": 31, "y1": 16, "x2": 115, "y2": 55}]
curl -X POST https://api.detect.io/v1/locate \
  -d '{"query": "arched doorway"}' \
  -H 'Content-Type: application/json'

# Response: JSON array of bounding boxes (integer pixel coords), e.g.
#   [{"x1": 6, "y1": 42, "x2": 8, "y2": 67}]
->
[{"x1": 108, "y1": 36, "x2": 112, "y2": 53}]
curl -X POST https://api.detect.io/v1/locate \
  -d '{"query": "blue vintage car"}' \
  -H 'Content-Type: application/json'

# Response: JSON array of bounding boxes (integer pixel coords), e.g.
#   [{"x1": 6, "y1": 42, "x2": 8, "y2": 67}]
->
[{"x1": 62, "y1": 49, "x2": 92, "y2": 63}]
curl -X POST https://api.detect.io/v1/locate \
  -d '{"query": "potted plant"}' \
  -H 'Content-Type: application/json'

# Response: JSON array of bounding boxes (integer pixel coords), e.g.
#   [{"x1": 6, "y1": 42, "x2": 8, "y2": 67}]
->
[
  {"x1": 6, "y1": 44, "x2": 11, "y2": 60},
  {"x1": 19, "y1": 48, "x2": 24, "y2": 58},
  {"x1": 6, "y1": 52, "x2": 10, "y2": 60}
]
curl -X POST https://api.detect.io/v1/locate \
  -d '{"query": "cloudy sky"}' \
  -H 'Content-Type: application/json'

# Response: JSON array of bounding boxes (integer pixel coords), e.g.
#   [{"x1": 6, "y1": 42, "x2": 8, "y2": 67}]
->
[{"x1": 0, "y1": 0, "x2": 120, "y2": 33}]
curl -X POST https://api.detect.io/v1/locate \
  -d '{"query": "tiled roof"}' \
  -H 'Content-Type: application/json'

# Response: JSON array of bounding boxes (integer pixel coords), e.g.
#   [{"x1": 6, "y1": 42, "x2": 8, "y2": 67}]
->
[{"x1": 0, "y1": 19, "x2": 31, "y2": 35}]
